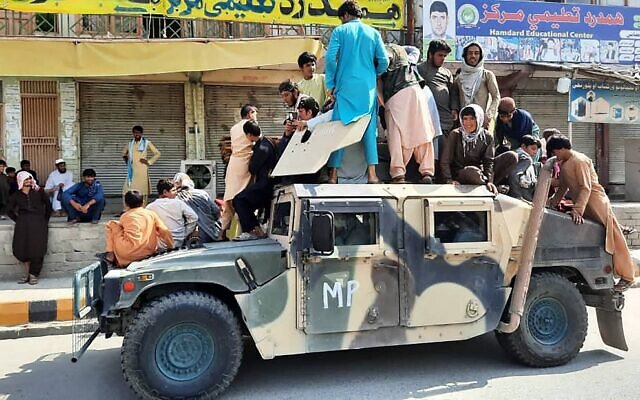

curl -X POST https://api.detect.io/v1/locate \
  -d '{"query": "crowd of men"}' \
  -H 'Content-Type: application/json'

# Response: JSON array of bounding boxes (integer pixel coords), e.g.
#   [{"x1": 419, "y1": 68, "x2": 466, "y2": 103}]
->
[
  {"x1": 0, "y1": 0, "x2": 635, "y2": 290},
  {"x1": 219, "y1": 0, "x2": 635, "y2": 290}
]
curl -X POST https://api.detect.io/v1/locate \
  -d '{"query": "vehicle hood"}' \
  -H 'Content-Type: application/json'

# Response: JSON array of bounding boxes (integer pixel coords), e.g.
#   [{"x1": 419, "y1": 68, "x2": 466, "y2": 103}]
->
[{"x1": 126, "y1": 238, "x2": 287, "y2": 286}]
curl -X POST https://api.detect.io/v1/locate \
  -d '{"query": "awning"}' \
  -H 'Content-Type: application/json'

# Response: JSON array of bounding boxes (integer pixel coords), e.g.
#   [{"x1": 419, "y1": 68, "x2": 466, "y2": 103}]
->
[{"x1": 0, "y1": 37, "x2": 324, "y2": 77}]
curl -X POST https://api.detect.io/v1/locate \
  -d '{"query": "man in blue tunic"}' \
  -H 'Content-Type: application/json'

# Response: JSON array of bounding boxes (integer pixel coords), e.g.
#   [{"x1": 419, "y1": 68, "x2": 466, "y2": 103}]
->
[{"x1": 325, "y1": 0, "x2": 389, "y2": 184}]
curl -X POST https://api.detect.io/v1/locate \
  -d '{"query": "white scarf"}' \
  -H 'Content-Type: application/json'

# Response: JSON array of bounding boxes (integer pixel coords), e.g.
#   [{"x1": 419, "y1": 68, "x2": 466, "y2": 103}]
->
[
  {"x1": 459, "y1": 104, "x2": 486, "y2": 157},
  {"x1": 459, "y1": 43, "x2": 485, "y2": 107}
]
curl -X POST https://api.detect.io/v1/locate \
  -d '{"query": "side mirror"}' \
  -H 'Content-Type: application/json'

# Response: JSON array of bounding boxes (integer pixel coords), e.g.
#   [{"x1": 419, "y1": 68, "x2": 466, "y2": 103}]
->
[{"x1": 311, "y1": 212, "x2": 335, "y2": 256}]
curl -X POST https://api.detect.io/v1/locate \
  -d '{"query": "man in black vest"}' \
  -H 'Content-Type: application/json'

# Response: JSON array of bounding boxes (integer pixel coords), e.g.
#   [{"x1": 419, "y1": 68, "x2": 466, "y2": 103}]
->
[{"x1": 232, "y1": 121, "x2": 278, "y2": 241}]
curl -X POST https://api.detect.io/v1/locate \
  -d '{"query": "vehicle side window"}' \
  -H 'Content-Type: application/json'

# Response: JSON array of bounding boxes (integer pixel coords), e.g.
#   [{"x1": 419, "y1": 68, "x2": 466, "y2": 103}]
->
[
  {"x1": 434, "y1": 211, "x2": 488, "y2": 243},
  {"x1": 334, "y1": 212, "x2": 378, "y2": 246},
  {"x1": 271, "y1": 202, "x2": 292, "y2": 236}
]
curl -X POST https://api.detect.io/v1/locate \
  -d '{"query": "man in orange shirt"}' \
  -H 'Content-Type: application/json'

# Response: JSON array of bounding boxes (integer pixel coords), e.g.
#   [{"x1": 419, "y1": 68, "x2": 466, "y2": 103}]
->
[{"x1": 103, "y1": 190, "x2": 174, "y2": 267}]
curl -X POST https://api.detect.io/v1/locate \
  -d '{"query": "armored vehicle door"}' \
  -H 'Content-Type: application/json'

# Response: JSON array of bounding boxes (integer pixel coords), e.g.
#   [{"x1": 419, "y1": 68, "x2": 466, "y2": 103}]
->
[
  {"x1": 301, "y1": 198, "x2": 400, "y2": 335},
  {"x1": 400, "y1": 196, "x2": 510, "y2": 328}
]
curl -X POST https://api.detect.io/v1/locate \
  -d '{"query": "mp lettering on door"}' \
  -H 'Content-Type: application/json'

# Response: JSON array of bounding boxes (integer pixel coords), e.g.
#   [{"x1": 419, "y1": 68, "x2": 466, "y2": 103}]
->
[{"x1": 322, "y1": 280, "x2": 360, "y2": 309}]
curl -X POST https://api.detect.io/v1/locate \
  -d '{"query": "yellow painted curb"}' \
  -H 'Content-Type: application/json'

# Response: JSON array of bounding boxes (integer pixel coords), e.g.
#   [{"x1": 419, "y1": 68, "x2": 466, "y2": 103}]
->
[
  {"x1": 0, "y1": 301, "x2": 29, "y2": 326},
  {"x1": 56, "y1": 298, "x2": 74, "y2": 322}
]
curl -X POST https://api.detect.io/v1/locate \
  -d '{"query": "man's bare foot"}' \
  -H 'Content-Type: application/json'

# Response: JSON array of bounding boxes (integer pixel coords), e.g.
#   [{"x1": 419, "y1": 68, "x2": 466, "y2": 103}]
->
[
  {"x1": 367, "y1": 165, "x2": 379, "y2": 184},
  {"x1": 614, "y1": 278, "x2": 634, "y2": 292},
  {"x1": 105, "y1": 252, "x2": 115, "y2": 263},
  {"x1": 327, "y1": 168, "x2": 338, "y2": 184}
]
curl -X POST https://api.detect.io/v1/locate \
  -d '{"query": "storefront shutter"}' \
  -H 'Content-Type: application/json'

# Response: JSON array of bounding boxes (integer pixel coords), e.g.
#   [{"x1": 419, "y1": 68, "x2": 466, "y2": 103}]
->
[
  {"x1": 608, "y1": 124, "x2": 640, "y2": 184},
  {"x1": 79, "y1": 82, "x2": 186, "y2": 196},
  {"x1": 514, "y1": 89, "x2": 596, "y2": 162}
]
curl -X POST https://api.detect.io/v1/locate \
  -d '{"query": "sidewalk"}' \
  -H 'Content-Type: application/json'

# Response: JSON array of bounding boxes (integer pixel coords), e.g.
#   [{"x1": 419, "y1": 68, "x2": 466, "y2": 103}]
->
[{"x1": 0, "y1": 277, "x2": 72, "y2": 327}]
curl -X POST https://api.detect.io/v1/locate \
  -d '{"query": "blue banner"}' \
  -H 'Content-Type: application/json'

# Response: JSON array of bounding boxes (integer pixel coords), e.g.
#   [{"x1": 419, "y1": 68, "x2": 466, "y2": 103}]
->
[
  {"x1": 453, "y1": 0, "x2": 640, "y2": 64},
  {"x1": 569, "y1": 80, "x2": 640, "y2": 124}
]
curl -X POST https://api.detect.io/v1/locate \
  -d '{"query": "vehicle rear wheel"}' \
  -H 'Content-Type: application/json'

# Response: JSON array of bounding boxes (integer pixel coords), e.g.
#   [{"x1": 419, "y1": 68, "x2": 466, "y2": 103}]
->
[
  {"x1": 496, "y1": 272, "x2": 588, "y2": 367},
  {"x1": 121, "y1": 291, "x2": 243, "y2": 399}
]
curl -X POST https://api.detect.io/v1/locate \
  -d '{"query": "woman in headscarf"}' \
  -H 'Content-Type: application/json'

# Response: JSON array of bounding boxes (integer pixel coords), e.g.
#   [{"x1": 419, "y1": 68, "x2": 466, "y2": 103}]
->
[
  {"x1": 173, "y1": 173, "x2": 221, "y2": 243},
  {"x1": 6, "y1": 171, "x2": 52, "y2": 285},
  {"x1": 454, "y1": 42, "x2": 501, "y2": 132},
  {"x1": 440, "y1": 104, "x2": 517, "y2": 193}
]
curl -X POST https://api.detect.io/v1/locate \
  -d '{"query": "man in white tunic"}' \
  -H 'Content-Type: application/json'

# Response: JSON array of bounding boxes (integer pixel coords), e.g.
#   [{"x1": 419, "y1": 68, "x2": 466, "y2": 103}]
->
[
  {"x1": 122, "y1": 125, "x2": 161, "y2": 206},
  {"x1": 147, "y1": 179, "x2": 198, "y2": 249},
  {"x1": 44, "y1": 159, "x2": 74, "y2": 217}
]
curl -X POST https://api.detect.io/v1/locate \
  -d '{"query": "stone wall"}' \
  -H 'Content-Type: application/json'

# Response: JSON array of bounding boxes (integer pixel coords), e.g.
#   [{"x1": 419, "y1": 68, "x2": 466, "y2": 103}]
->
[
  {"x1": 0, "y1": 220, "x2": 104, "y2": 280},
  {"x1": 58, "y1": 80, "x2": 81, "y2": 179},
  {"x1": 2, "y1": 78, "x2": 22, "y2": 167},
  {"x1": 611, "y1": 203, "x2": 640, "y2": 249}
]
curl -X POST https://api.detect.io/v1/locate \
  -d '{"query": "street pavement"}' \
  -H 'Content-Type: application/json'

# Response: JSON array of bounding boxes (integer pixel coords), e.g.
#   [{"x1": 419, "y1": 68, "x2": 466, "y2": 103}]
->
[{"x1": 1, "y1": 289, "x2": 639, "y2": 400}]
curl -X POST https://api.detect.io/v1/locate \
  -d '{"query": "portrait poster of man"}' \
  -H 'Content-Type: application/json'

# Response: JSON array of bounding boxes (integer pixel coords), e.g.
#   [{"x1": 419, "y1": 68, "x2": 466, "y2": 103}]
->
[{"x1": 422, "y1": 0, "x2": 456, "y2": 60}]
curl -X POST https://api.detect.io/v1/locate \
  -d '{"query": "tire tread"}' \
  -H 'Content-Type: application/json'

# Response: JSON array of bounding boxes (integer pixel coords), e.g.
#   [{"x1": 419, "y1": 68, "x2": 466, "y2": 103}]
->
[
  {"x1": 496, "y1": 272, "x2": 588, "y2": 368},
  {"x1": 121, "y1": 291, "x2": 243, "y2": 400}
]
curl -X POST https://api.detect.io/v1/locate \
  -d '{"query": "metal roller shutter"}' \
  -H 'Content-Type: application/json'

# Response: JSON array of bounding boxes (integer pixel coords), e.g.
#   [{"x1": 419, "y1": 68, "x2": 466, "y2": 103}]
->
[
  {"x1": 79, "y1": 83, "x2": 186, "y2": 195},
  {"x1": 204, "y1": 85, "x2": 289, "y2": 195},
  {"x1": 608, "y1": 124, "x2": 640, "y2": 184},
  {"x1": 514, "y1": 90, "x2": 596, "y2": 162}
]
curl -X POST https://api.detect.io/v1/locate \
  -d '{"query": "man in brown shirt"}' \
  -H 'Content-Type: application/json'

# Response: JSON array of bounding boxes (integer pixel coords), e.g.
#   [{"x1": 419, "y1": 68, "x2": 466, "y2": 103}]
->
[
  {"x1": 440, "y1": 104, "x2": 516, "y2": 193},
  {"x1": 547, "y1": 135, "x2": 636, "y2": 292}
]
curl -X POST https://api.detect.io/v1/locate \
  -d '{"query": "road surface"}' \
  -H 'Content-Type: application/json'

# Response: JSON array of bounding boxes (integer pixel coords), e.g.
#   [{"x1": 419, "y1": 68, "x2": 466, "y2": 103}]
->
[{"x1": 1, "y1": 289, "x2": 639, "y2": 400}]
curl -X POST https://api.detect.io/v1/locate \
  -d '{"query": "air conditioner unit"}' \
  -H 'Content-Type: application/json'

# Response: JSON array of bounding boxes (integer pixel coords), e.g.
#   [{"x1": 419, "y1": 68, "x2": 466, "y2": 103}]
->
[{"x1": 180, "y1": 160, "x2": 217, "y2": 199}]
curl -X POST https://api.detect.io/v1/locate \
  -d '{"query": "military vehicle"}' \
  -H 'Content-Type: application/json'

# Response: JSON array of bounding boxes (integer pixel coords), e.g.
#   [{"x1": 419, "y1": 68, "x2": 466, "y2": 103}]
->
[{"x1": 72, "y1": 160, "x2": 628, "y2": 399}]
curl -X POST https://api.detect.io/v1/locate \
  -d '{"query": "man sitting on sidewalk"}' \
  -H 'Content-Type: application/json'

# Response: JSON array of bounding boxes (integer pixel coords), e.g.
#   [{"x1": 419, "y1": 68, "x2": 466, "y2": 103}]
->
[
  {"x1": 103, "y1": 190, "x2": 174, "y2": 267},
  {"x1": 44, "y1": 159, "x2": 74, "y2": 217},
  {"x1": 62, "y1": 168, "x2": 105, "y2": 224}
]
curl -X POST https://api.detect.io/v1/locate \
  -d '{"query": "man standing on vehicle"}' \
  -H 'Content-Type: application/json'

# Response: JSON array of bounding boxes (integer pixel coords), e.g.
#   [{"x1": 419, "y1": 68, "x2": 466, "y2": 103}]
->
[
  {"x1": 221, "y1": 104, "x2": 258, "y2": 238},
  {"x1": 418, "y1": 40, "x2": 458, "y2": 182},
  {"x1": 547, "y1": 135, "x2": 637, "y2": 292},
  {"x1": 324, "y1": 0, "x2": 389, "y2": 184},
  {"x1": 297, "y1": 52, "x2": 327, "y2": 108},
  {"x1": 418, "y1": 40, "x2": 458, "y2": 137},
  {"x1": 232, "y1": 121, "x2": 279, "y2": 241},
  {"x1": 379, "y1": 44, "x2": 436, "y2": 184},
  {"x1": 454, "y1": 42, "x2": 500, "y2": 132}
]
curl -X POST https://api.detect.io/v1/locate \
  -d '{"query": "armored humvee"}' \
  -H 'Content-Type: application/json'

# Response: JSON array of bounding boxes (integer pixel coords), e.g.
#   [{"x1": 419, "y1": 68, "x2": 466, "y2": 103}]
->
[{"x1": 72, "y1": 162, "x2": 628, "y2": 400}]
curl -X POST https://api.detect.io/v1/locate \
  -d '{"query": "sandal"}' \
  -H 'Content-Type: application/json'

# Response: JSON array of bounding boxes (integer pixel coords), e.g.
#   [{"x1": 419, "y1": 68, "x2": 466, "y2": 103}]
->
[
  {"x1": 17, "y1": 275, "x2": 29, "y2": 284},
  {"x1": 614, "y1": 278, "x2": 634, "y2": 293},
  {"x1": 28, "y1": 274, "x2": 38, "y2": 285},
  {"x1": 391, "y1": 176, "x2": 406, "y2": 184},
  {"x1": 622, "y1": 225, "x2": 636, "y2": 236}
]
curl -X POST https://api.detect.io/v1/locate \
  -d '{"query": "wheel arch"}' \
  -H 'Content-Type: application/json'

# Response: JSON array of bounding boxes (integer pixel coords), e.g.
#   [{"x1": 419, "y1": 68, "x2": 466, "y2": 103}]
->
[
  {"x1": 501, "y1": 267, "x2": 588, "y2": 321},
  {"x1": 131, "y1": 282, "x2": 249, "y2": 335},
  {"x1": 531, "y1": 266, "x2": 589, "y2": 286}
]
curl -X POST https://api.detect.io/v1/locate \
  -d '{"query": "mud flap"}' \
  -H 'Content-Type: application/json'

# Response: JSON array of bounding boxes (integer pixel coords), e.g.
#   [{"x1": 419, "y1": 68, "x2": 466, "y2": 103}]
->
[
  {"x1": 596, "y1": 308, "x2": 628, "y2": 351},
  {"x1": 584, "y1": 291, "x2": 628, "y2": 351}
]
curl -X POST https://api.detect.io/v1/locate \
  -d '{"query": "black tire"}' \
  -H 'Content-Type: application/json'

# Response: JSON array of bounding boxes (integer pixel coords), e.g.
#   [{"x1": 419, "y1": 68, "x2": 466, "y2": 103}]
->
[
  {"x1": 121, "y1": 291, "x2": 243, "y2": 400},
  {"x1": 495, "y1": 273, "x2": 588, "y2": 368}
]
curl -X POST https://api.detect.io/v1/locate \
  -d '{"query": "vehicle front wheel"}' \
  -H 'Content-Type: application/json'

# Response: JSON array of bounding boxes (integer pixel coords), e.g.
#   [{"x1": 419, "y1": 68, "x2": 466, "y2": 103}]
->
[
  {"x1": 496, "y1": 272, "x2": 588, "y2": 367},
  {"x1": 121, "y1": 291, "x2": 243, "y2": 399}
]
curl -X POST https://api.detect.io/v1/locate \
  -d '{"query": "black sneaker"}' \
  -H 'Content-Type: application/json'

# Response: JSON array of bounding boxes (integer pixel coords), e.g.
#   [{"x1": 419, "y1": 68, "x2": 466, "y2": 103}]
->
[{"x1": 420, "y1": 174, "x2": 434, "y2": 184}]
